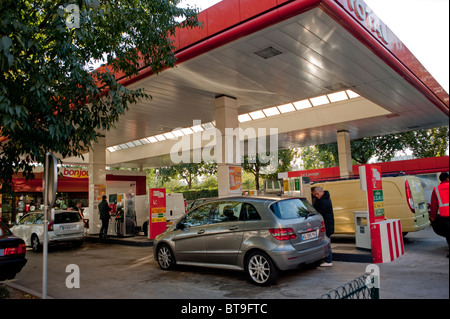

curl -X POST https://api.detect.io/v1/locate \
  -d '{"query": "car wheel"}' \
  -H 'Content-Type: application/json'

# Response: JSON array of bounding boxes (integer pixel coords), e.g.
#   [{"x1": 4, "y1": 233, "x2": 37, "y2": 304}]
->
[
  {"x1": 157, "y1": 244, "x2": 175, "y2": 270},
  {"x1": 31, "y1": 234, "x2": 42, "y2": 252},
  {"x1": 246, "y1": 251, "x2": 279, "y2": 286}
]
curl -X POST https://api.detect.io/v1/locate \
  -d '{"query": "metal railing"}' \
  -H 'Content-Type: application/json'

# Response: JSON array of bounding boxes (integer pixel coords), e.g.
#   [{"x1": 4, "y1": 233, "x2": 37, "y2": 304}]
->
[{"x1": 320, "y1": 274, "x2": 379, "y2": 299}]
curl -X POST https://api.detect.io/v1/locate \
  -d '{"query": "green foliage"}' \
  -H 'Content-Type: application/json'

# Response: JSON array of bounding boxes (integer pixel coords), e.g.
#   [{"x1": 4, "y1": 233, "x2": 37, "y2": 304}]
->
[
  {"x1": 0, "y1": 285, "x2": 10, "y2": 299},
  {"x1": 299, "y1": 126, "x2": 449, "y2": 168},
  {"x1": 158, "y1": 161, "x2": 216, "y2": 189},
  {"x1": 180, "y1": 188, "x2": 218, "y2": 201},
  {"x1": 0, "y1": 0, "x2": 200, "y2": 193},
  {"x1": 401, "y1": 126, "x2": 449, "y2": 158},
  {"x1": 242, "y1": 149, "x2": 297, "y2": 190}
]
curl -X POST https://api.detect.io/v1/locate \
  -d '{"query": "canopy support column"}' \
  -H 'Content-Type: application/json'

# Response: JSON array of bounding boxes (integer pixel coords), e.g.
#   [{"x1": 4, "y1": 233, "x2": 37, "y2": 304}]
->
[
  {"x1": 215, "y1": 95, "x2": 242, "y2": 198},
  {"x1": 337, "y1": 130, "x2": 353, "y2": 178},
  {"x1": 88, "y1": 136, "x2": 107, "y2": 235}
]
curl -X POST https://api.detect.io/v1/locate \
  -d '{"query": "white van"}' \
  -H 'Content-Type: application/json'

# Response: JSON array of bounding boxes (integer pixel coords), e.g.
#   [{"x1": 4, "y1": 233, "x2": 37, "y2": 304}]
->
[{"x1": 141, "y1": 193, "x2": 186, "y2": 236}]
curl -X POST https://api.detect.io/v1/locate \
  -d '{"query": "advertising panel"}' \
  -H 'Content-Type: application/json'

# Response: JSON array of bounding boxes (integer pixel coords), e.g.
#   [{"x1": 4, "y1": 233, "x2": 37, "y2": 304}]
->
[
  {"x1": 228, "y1": 166, "x2": 242, "y2": 193},
  {"x1": 149, "y1": 188, "x2": 166, "y2": 240}
]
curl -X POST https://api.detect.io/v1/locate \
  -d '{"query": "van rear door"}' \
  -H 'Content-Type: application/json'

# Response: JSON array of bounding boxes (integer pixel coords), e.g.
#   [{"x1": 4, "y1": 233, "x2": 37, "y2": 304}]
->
[{"x1": 405, "y1": 177, "x2": 429, "y2": 225}]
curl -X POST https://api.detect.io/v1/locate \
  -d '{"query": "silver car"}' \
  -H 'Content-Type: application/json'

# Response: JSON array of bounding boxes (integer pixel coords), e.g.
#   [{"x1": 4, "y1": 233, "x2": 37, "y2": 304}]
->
[
  {"x1": 154, "y1": 196, "x2": 330, "y2": 286},
  {"x1": 11, "y1": 210, "x2": 87, "y2": 252}
]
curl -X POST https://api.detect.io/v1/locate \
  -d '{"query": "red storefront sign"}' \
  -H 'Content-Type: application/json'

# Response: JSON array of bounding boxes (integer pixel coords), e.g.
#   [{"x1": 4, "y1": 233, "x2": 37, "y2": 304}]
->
[{"x1": 62, "y1": 167, "x2": 88, "y2": 179}]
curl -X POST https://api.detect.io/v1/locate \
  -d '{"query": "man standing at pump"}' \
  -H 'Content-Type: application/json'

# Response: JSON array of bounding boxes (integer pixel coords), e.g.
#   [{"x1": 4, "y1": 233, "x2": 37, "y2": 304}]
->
[
  {"x1": 312, "y1": 186, "x2": 335, "y2": 266},
  {"x1": 98, "y1": 195, "x2": 111, "y2": 241},
  {"x1": 430, "y1": 172, "x2": 449, "y2": 258}
]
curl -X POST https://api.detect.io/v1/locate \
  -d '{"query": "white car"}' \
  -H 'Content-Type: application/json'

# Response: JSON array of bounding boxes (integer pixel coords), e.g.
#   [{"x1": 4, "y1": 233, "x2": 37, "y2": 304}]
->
[{"x1": 11, "y1": 210, "x2": 87, "y2": 252}]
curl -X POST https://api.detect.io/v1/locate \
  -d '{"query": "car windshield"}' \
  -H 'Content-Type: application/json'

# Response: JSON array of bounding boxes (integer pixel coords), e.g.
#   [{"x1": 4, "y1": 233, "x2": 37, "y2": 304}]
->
[
  {"x1": 0, "y1": 221, "x2": 13, "y2": 238},
  {"x1": 270, "y1": 198, "x2": 318, "y2": 220},
  {"x1": 54, "y1": 212, "x2": 82, "y2": 224}
]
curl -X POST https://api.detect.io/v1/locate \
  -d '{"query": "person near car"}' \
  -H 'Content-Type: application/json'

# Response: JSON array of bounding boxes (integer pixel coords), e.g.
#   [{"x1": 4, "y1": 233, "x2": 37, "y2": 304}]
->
[
  {"x1": 429, "y1": 172, "x2": 449, "y2": 258},
  {"x1": 98, "y1": 196, "x2": 110, "y2": 240},
  {"x1": 312, "y1": 186, "x2": 334, "y2": 266},
  {"x1": 75, "y1": 201, "x2": 84, "y2": 217}
]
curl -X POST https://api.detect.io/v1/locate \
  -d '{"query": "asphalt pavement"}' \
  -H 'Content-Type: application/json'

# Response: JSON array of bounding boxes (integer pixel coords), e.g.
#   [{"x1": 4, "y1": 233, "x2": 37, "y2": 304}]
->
[{"x1": 2, "y1": 226, "x2": 448, "y2": 300}]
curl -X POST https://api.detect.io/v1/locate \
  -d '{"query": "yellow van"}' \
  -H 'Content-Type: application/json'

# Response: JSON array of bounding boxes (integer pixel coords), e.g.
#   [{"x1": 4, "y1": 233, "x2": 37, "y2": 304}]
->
[{"x1": 312, "y1": 175, "x2": 430, "y2": 235}]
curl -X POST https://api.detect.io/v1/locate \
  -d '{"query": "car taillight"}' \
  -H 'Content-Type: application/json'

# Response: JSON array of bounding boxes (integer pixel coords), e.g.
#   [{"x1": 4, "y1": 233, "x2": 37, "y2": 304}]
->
[
  {"x1": 48, "y1": 221, "x2": 54, "y2": 231},
  {"x1": 269, "y1": 228, "x2": 296, "y2": 241},
  {"x1": 18, "y1": 243, "x2": 26, "y2": 254},
  {"x1": 4, "y1": 243, "x2": 26, "y2": 255},
  {"x1": 405, "y1": 181, "x2": 415, "y2": 213},
  {"x1": 320, "y1": 220, "x2": 326, "y2": 233}
]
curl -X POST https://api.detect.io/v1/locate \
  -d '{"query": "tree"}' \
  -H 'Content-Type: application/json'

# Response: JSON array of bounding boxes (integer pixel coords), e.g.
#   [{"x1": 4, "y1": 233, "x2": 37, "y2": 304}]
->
[
  {"x1": 0, "y1": 0, "x2": 200, "y2": 193},
  {"x1": 299, "y1": 145, "x2": 338, "y2": 169},
  {"x1": 158, "y1": 161, "x2": 216, "y2": 189},
  {"x1": 298, "y1": 126, "x2": 449, "y2": 168},
  {"x1": 402, "y1": 126, "x2": 449, "y2": 158},
  {"x1": 242, "y1": 149, "x2": 297, "y2": 190},
  {"x1": 315, "y1": 134, "x2": 405, "y2": 165}
]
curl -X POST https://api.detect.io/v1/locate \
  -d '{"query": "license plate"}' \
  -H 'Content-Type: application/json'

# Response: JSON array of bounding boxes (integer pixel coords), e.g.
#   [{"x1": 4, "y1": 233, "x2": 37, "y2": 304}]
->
[
  {"x1": 0, "y1": 249, "x2": 4, "y2": 257},
  {"x1": 61, "y1": 225, "x2": 78, "y2": 231},
  {"x1": 301, "y1": 230, "x2": 318, "y2": 241}
]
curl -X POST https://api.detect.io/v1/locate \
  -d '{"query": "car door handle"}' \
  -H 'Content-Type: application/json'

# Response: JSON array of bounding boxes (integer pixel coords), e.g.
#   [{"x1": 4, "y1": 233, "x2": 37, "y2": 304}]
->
[
  {"x1": 229, "y1": 226, "x2": 239, "y2": 231},
  {"x1": 197, "y1": 230, "x2": 205, "y2": 234}
]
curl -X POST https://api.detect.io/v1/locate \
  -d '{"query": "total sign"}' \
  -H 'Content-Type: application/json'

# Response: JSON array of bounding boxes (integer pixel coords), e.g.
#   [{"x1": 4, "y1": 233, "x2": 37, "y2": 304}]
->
[
  {"x1": 359, "y1": 165, "x2": 385, "y2": 224},
  {"x1": 359, "y1": 165, "x2": 404, "y2": 263},
  {"x1": 149, "y1": 188, "x2": 166, "y2": 240}
]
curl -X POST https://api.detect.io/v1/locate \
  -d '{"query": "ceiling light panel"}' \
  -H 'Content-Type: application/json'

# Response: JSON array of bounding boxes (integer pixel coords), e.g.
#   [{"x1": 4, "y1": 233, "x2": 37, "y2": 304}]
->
[
  {"x1": 163, "y1": 132, "x2": 176, "y2": 139},
  {"x1": 172, "y1": 130, "x2": 184, "y2": 137},
  {"x1": 346, "y1": 90, "x2": 360, "y2": 98},
  {"x1": 155, "y1": 134, "x2": 166, "y2": 141},
  {"x1": 309, "y1": 95, "x2": 330, "y2": 106},
  {"x1": 249, "y1": 110, "x2": 266, "y2": 120},
  {"x1": 148, "y1": 136, "x2": 158, "y2": 143},
  {"x1": 126, "y1": 142, "x2": 136, "y2": 148},
  {"x1": 327, "y1": 91, "x2": 348, "y2": 102},
  {"x1": 238, "y1": 114, "x2": 252, "y2": 123},
  {"x1": 191, "y1": 125, "x2": 204, "y2": 133},
  {"x1": 263, "y1": 106, "x2": 280, "y2": 117},
  {"x1": 202, "y1": 122, "x2": 215, "y2": 130},
  {"x1": 293, "y1": 99, "x2": 312, "y2": 110},
  {"x1": 277, "y1": 103, "x2": 296, "y2": 113},
  {"x1": 181, "y1": 128, "x2": 194, "y2": 135}
]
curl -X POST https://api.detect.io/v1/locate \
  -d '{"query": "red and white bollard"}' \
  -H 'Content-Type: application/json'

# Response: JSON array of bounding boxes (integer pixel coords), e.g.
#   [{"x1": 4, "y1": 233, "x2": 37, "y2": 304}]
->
[{"x1": 371, "y1": 219, "x2": 405, "y2": 263}]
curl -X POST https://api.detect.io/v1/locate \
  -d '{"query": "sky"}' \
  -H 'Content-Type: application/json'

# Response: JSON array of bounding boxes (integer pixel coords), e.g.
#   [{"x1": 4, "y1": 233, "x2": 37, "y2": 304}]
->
[{"x1": 178, "y1": 0, "x2": 449, "y2": 93}]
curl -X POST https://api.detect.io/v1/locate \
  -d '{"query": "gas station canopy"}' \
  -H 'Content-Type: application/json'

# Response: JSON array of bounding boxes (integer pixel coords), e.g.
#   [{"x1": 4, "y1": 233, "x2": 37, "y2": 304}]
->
[{"x1": 64, "y1": 0, "x2": 449, "y2": 168}]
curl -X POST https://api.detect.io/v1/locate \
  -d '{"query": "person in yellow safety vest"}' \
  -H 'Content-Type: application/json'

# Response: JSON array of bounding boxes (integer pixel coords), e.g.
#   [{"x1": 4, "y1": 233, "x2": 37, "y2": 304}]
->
[{"x1": 430, "y1": 172, "x2": 449, "y2": 258}]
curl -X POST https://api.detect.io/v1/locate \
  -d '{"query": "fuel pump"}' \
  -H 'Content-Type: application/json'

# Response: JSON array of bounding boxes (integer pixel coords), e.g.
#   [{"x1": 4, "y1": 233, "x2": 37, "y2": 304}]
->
[
  {"x1": 107, "y1": 193, "x2": 136, "y2": 237},
  {"x1": 115, "y1": 205, "x2": 125, "y2": 236}
]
